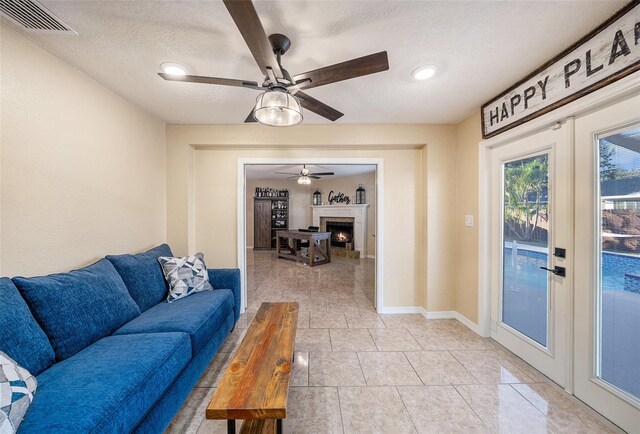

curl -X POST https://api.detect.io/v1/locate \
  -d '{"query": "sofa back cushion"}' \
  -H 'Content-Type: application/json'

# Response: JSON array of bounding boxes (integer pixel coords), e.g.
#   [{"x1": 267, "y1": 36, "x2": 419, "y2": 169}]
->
[
  {"x1": 13, "y1": 259, "x2": 141, "y2": 362},
  {"x1": 106, "y1": 244, "x2": 173, "y2": 312},
  {"x1": 0, "y1": 278, "x2": 55, "y2": 375}
]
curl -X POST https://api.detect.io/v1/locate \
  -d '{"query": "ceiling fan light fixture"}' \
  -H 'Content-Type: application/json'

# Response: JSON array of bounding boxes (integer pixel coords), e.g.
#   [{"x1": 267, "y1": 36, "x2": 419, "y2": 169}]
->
[
  {"x1": 253, "y1": 89, "x2": 303, "y2": 127},
  {"x1": 412, "y1": 64, "x2": 438, "y2": 81},
  {"x1": 297, "y1": 175, "x2": 311, "y2": 185},
  {"x1": 160, "y1": 62, "x2": 187, "y2": 76}
]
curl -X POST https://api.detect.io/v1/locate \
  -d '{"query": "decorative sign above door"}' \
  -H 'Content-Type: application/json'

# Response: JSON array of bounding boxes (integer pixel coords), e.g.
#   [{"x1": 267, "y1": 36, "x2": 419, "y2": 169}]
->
[{"x1": 481, "y1": 1, "x2": 640, "y2": 139}]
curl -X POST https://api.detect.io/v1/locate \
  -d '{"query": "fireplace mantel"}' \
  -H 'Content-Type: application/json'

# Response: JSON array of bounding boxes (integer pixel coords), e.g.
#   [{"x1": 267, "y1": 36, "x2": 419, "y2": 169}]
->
[{"x1": 311, "y1": 204, "x2": 369, "y2": 256}]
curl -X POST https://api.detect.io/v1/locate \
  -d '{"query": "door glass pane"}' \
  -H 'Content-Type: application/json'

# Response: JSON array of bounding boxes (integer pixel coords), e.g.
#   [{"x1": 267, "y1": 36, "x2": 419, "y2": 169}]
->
[
  {"x1": 502, "y1": 154, "x2": 549, "y2": 347},
  {"x1": 598, "y1": 126, "x2": 640, "y2": 400}
]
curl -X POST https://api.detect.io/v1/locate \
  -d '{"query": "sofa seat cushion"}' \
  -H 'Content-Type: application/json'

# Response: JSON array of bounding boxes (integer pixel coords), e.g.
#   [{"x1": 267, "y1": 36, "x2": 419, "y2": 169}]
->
[
  {"x1": 114, "y1": 289, "x2": 234, "y2": 356},
  {"x1": 106, "y1": 244, "x2": 173, "y2": 312},
  {"x1": 0, "y1": 278, "x2": 54, "y2": 376},
  {"x1": 18, "y1": 333, "x2": 191, "y2": 434},
  {"x1": 13, "y1": 259, "x2": 141, "y2": 362}
]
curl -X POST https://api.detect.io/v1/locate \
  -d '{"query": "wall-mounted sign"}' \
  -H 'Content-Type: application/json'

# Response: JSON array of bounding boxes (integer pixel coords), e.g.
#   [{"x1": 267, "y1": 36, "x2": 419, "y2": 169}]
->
[
  {"x1": 328, "y1": 191, "x2": 351, "y2": 205},
  {"x1": 481, "y1": 1, "x2": 640, "y2": 139}
]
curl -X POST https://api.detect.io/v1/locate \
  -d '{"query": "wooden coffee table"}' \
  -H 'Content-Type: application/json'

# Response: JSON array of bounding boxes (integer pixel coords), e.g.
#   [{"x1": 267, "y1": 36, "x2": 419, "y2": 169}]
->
[{"x1": 206, "y1": 302, "x2": 299, "y2": 434}]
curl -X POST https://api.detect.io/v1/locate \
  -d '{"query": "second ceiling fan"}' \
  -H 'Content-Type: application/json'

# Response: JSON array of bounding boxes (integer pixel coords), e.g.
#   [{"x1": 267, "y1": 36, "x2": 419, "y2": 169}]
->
[
  {"x1": 159, "y1": 0, "x2": 389, "y2": 126},
  {"x1": 276, "y1": 165, "x2": 334, "y2": 185}
]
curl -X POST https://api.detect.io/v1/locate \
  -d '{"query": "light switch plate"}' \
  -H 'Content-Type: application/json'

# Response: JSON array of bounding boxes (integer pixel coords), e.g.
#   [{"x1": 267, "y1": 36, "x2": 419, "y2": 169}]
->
[{"x1": 464, "y1": 214, "x2": 474, "y2": 227}]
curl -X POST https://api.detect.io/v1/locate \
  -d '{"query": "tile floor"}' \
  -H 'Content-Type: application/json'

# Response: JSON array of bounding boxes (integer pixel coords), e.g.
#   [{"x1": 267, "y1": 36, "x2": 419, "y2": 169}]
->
[{"x1": 165, "y1": 251, "x2": 622, "y2": 434}]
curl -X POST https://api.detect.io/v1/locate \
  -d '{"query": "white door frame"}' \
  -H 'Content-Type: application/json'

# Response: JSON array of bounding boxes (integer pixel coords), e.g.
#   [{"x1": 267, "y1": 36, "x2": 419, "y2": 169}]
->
[
  {"x1": 236, "y1": 157, "x2": 384, "y2": 313},
  {"x1": 478, "y1": 73, "x2": 640, "y2": 394}
]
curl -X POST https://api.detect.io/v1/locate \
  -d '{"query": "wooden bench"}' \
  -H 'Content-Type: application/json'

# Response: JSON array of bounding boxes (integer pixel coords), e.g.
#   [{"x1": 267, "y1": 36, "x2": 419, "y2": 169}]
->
[{"x1": 206, "y1": 302, "x2": 299, "y2": 434}]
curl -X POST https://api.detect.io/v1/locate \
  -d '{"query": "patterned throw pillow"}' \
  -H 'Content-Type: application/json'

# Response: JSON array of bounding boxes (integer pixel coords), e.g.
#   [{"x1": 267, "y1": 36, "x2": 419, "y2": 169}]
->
[
  {"x1": 158, "y1": 253, "x2": 213, "y2": 303},
  {"x1": 0, "y1": 352, "x2": 37, "y2": 433}
]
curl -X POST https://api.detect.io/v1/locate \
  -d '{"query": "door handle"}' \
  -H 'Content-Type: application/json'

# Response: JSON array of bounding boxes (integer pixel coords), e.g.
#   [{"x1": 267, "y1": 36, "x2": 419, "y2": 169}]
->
[{"x1": 540, "y1": 266, "x2": 566, "y2": 277}]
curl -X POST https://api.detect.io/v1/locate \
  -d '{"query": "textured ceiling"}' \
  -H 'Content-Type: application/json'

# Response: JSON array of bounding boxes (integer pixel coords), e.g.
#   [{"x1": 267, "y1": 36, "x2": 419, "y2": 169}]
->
[
  {"x1": 9, "y1": 0, "x2": 627, "y2": 124},
  {"x1": 246, "y1": 164, "x2": 376, "y2": 180}
]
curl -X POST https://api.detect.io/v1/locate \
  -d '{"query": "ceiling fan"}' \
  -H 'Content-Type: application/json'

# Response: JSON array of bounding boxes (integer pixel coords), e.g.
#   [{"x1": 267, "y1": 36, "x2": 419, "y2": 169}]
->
[
  {"x1": 275, "y1": 165, "x2": 334, "y2": 185},
  {"x1": 158, "y1": 0, "x2": 389, "y2": 127}
]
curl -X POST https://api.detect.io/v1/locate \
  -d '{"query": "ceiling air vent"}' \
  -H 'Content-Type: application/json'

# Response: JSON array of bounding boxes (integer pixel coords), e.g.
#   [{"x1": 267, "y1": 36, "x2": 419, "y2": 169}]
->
[{"x1": 0, "y1": 0, "x2": 75, "y2": 32}]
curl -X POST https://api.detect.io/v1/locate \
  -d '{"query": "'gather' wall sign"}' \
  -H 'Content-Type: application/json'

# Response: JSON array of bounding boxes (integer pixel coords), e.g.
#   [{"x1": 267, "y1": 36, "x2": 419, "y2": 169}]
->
[
  {"x1": 328, "y1": 191, "x2": 351, "y2": 205},
  {"x1": 481, "y1": 1, "x2": 640, "y2": 139}
]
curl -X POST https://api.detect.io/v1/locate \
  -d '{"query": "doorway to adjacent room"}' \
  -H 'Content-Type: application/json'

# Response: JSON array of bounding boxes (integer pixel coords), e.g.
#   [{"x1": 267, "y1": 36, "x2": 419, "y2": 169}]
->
[{"x1": 236, "y1": 158, "x2": 382, "y2": 316}]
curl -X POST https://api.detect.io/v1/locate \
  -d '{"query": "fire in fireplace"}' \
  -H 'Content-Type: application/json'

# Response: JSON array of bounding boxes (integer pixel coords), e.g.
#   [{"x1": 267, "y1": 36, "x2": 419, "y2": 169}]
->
[{"x1": 326, "y1": 221, "x2": 354, "y2": 248}]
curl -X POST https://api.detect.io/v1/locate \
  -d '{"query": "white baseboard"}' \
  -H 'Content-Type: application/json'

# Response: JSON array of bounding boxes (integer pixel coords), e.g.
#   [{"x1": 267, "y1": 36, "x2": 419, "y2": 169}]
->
[
  {"x1": 377, "y1": 306, "x2": 424, "y2": 314},
  {"x1": 424, "y1": 310, "x2": 456, "y2": 319},
  {"x1": 378, "y1": 307, "x2": 480, "y2": 335},
  {"x1": 455, "y1": 312, "x2": 480, "y2": 334},
  {"x1": 366, "y1": 255, "x2": 376, "y2": 259},
  {"x1": 246, "y1": 246, "x2": 253, "y2": 249}
]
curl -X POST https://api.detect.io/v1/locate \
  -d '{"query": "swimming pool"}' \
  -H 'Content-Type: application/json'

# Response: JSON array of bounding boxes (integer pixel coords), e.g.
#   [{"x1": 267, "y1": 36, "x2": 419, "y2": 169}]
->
[
  {"x1": 504, "y1": 246, "x2": 640, "y2": 292},
  {"x1": 502, "y1": 247, "x2": 549, "y2": 346},
  {"x1": 502, "y1": 245, "x2": 640, "y2": 398}
]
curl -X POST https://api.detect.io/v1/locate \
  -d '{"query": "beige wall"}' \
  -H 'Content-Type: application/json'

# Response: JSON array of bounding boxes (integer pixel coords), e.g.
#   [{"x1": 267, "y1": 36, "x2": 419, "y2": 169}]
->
[
  {"x1": 166, "y1": 124, "x2": 457, "y2": 310},
  {"x1": 193, "y1": 148, "x2": 421, "y2": 307},
  {"x1": 454, "y1": 112, "x2": 482, "y2": 322},
  {"x1": 1, "y1": 28, "x2": 166, "y2": 276},
  {"x1": 425, "y1": 134, "x2": 458, "y2": 312}
]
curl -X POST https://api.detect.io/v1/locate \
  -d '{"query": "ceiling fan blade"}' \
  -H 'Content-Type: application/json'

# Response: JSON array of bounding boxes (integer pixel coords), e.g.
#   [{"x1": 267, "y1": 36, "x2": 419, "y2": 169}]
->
[
  {"x1": 158, "y1": 73, "x2": 262, "y2": 90},
  {"x1": 287, "y1": 176, "x2": 299, "y2": 179},
  {"x1": 292, "y1": 51, "x2": 389, "y2": 91},
  {"x1": 244, "y1": 109, "x2": 257, "y2": 123},
  {"x1": 309, "y1": 176, "x2": 321, "y2": 179},
  {"x1": 274, "y1": 172, "x2": 299, "y2": 175},
  {"x1": 309, "y1": 172, "x2": 334, "y2": 176},
  {"x1": 222, "y1": 0, "x2": 283, "y2": 78},
  {"x1": 296, "y1": 91, "x2": 343, "y2": 122}
]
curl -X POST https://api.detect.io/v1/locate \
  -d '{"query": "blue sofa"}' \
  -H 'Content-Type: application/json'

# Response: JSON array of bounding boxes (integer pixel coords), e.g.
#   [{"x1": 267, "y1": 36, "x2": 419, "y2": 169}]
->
[{"x1": 0, "y1": 244, "x2": 240, "y2": 433}]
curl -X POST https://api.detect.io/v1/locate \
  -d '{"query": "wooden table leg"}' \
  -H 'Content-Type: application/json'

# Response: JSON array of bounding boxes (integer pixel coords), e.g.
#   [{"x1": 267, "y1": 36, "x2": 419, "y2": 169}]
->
[
  {"x1": 227, "y1": 419, "x2": 235, "y2": 434},
  {"x1": 326, "y1": 238, "x2": 331, "y2": 263},
  {"x1": 276, "y1": 234, "x2": 280, "y2": 254}
]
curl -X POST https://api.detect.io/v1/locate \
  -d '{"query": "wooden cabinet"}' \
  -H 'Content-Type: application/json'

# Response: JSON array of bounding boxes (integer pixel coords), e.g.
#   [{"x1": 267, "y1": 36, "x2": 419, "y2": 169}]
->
[
  {"x1": 254, "y1": 197, "x2": 289, "y2": 249},
  {"x1": 254, "y1": 199, "x2": 271, "y2": 249}
]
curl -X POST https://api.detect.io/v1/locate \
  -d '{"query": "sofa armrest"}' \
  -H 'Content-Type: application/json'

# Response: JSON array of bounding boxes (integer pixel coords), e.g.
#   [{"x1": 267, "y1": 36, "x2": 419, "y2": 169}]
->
[{"x1": 208, "y1": 268, "x2": 241, "y2": 322}]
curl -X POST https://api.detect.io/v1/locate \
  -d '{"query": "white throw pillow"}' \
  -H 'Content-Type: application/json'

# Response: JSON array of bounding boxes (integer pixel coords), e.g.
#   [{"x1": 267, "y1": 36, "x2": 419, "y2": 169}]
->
[
  {"x1": 158, "y1": 252, "x2": 213, "y2": 303},
  {"x1": 0, "y1": 352, "x2": 37, "y2": 434}
]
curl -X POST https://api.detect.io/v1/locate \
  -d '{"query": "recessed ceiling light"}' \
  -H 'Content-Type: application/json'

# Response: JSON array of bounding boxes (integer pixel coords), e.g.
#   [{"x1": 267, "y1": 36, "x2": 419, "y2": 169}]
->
[
  {"x1": 160, "y1": 62, "x2": 187, "y2": 76},
  {"x1": 412, "y1": 65, "x2": 438, "y2": 81}
]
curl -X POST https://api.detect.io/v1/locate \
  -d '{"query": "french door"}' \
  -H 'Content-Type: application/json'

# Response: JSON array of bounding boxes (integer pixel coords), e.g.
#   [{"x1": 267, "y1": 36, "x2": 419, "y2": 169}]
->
[
  {"x1": 490, "y1": 125, "x2": 571, "y2": 386},
  {"x1": 574, "y1": 93, "x2": 640, "y2": 434}
]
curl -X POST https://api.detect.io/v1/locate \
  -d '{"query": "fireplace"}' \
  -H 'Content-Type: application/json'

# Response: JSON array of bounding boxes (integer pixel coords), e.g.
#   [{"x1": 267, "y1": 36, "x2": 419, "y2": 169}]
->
[
  {"x1": 313, "y1": 206, "x2": 368, "y2": 257},
  {"x1": 326, "y1": 221, "x2": 354, "y2": 248}
]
